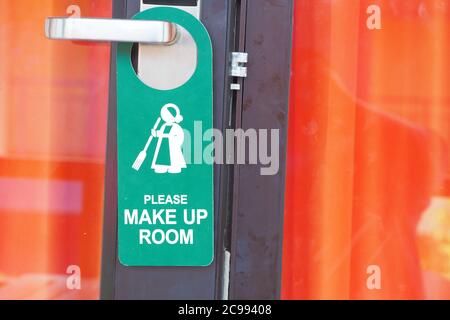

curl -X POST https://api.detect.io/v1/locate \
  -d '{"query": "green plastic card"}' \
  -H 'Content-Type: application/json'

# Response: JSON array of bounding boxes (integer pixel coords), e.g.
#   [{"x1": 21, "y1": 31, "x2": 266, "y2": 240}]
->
[{"x1": 117, "y1": 7, "x2": 214, "y2": 267}]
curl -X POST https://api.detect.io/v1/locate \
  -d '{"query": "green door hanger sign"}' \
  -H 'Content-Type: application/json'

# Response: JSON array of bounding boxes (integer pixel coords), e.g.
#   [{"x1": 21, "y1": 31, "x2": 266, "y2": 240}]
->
[{"x1": 117, "y1": 8, "x2": 214, "y2": 267}]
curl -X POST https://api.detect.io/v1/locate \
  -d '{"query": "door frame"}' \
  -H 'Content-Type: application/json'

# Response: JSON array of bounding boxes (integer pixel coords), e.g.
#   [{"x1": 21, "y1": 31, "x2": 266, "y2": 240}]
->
[{"x1": 100, "y1": 0, "x2": 293, "y2": 300}]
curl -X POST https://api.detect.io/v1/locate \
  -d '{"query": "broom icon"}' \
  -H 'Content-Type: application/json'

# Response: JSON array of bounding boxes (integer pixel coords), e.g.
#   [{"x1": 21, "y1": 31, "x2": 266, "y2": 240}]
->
[{"x1": 132, "y1": 117, "x2": 162, "y2": 171}]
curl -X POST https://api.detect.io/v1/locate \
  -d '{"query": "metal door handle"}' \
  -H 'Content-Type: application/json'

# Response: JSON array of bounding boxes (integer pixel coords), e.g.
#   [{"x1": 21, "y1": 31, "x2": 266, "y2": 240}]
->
[{"x1": 45, "y1": 17, "x2": 178, "y2": 45}]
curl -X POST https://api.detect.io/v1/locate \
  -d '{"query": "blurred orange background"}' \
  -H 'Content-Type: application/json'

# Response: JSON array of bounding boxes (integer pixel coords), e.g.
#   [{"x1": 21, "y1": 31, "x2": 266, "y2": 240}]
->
[
  {"x1": 283, "y1": 0, "x2": 450, "y2": 299},
  {"x1": 0, "y1": 0, "x2": 111, "y2": 299}
]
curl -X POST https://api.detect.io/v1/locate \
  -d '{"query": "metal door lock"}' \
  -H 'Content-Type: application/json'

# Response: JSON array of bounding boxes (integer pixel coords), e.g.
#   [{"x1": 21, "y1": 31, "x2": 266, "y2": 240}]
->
[
  {"x1": 230, "y1": 52, "x2": 248, "y2": 77},
  {"x1": 230, "y1": 52, "x2": 248, "y2": 91}
]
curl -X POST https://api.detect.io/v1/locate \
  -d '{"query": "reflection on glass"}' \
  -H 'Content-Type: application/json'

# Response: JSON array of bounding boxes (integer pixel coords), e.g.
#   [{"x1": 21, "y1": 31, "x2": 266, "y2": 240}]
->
[
  {"x1": 283, "y1": 0, "x2": 450, "y2": 299},
  {"x1": 0, "y1": 0, "x2": 112, "y2": 300}
]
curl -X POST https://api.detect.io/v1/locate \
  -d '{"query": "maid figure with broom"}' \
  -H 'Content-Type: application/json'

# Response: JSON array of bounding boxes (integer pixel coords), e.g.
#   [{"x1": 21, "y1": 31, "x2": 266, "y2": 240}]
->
[{"x1": 132, "y1": 103, "x2": 187, "y2": 174}]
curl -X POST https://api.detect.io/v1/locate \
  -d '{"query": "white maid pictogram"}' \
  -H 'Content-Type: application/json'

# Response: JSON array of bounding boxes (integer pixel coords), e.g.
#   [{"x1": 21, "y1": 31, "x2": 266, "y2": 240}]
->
[{"x1": 132, "y1": 103, "x2": 187, "y2": 174}]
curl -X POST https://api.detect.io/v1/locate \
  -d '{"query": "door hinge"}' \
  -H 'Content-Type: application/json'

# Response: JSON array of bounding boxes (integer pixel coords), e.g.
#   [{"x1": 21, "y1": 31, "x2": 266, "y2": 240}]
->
[{"x1": 230, "y1": 52, "x2": 248, "y2": 91}]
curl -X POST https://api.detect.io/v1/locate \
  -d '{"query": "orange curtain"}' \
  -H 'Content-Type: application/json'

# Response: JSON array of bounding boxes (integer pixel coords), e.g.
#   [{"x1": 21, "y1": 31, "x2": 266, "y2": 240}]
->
[
  {"x1": 283, "y1": 0, "x2": 450, "y2": 299},
  {"x1": 0, "y1": 0, "x2": 111, "y2": 299}
]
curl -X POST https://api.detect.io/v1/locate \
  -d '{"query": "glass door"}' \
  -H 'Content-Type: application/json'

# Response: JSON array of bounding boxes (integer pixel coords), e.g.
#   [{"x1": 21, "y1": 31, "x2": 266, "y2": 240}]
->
[
  {"x1": 0, "y1": 0, "x2": 112, "y2": 300},
  {"x1": 283, "y1": 0, "x2": 450, "y2": 300}
]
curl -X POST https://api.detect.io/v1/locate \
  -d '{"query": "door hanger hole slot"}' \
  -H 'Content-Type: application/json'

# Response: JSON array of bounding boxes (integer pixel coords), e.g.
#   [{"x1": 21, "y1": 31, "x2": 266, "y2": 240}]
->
[{"x1": 131, "y1": 25, "x2": 198, "y2": 91}]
